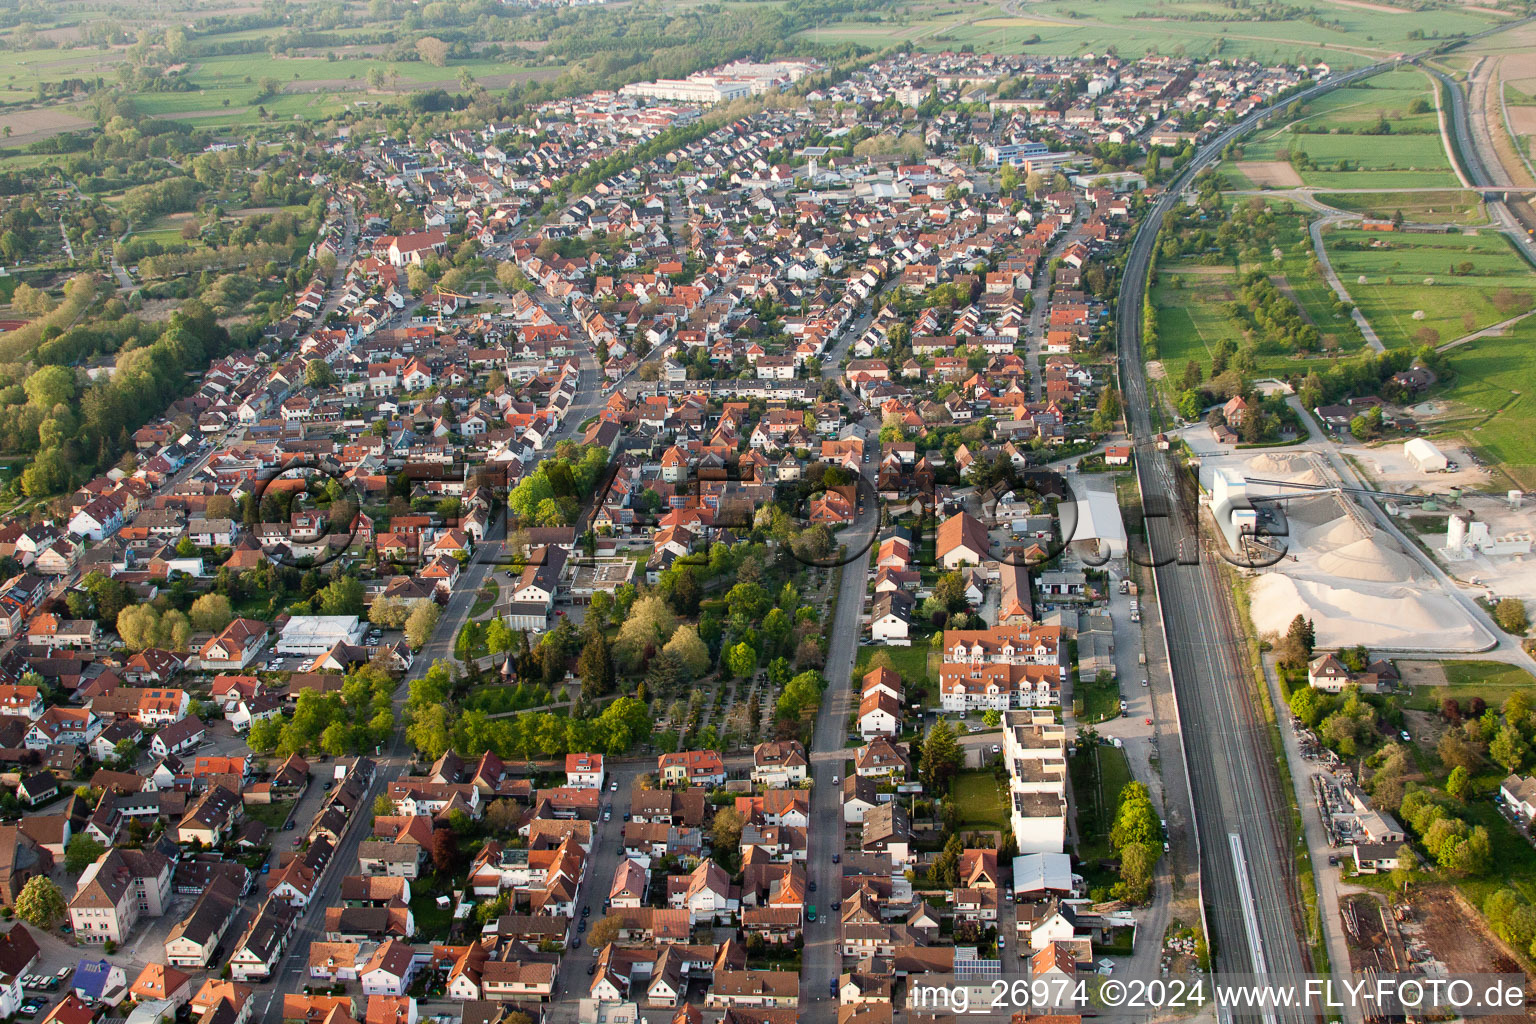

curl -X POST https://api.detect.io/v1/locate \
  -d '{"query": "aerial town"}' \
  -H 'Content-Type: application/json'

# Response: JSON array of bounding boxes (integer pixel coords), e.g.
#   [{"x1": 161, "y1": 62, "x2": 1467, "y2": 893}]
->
[{"x1": 0, "y1": 6, "x2": 1533, "y2": 1024}]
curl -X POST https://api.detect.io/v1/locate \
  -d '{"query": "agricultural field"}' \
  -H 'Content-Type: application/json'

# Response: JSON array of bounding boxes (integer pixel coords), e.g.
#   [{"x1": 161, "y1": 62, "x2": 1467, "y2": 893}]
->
[
  {"x1": 1227, "y1": 69, "x2": 1463, "y2": 189},
  {"x1": 864, "y1": 0, "x2": 1511, "y2": 64},
  {"x1": 1321, "y1": 225, "x2": 1535, "y2": 349},
  {"x1": 1151, "y1": 203, "x2": 1368, "y2": 386},
  {"x1": 127, "y1": 52, "x2": 551, "y2": 128},
  {"x1": 1314, "y1": 189, "x2": 1487, "y2": 225},
  {"x1": 1419, "y1": 316, "x2": 1536, "y2": 489}
]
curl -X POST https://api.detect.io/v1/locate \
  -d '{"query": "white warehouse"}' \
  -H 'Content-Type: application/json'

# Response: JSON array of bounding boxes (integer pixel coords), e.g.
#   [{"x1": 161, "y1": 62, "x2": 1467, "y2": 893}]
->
[
  {"x1": 277, "y1": 615, "x2": 366, "y2": 655},
  {"x1": 1404, "y1": 437, "x2": 1449, "y2": 474}
]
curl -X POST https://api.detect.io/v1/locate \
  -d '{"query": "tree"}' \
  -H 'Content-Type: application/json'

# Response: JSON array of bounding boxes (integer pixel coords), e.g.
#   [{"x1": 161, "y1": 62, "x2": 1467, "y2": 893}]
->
[
  {"x1": 1438, "y1": 729, "x2": 1483, "y2": 773},
  {"x1": 1505, "y1": 691, "x2": 1532, "y2": 732},
  {"x1": 1110, "y1": 782, "x2": 1161, "y2": 850},
  {"x1": 305, "y1": 360, "x2": 337, "y2": 388},
  {"x1": 416, "y1": 36, "x2": 449, "y2": 66},
  {"x1": 113, "y1": 738, "x2": 139, "y2": 769},
  {"x1": 1446, "y1": 765, "x2": 1474, "y2": 801},
  {"x1": 588, "y1": 915, "x2": 624, "y2": 949},
  {"x1": 587, "y1": 591, "x2": 613, "y2": 629},
  {"x1": 1285, "y1": 615, "x2": 1315, "y2": 660},
  {"x1": 14, "y1": 876, "x2": 65, "y2": 929},
  {"x1": 318, "y1": 576, "x2": 365, "y2": 617},
  {"x1": 1388, "y1": 845, "x2": 1418, "y2": 892},
  {"x1": 578, "y1": 632, "x2": 613, "y2": 698},
  {"x1": 1495, "y1": 598, "x2": 1530, "y2": 635},
  {"x1": 931, "y1": 834, "x2": 963, "y2": 888},
  {"x1": 1288, "y1": 686, "x2": 1334, "y2": 730},
  {"x1": 24, "y1": 365, "x2": 74, "y2": 409},
  {"x1": 370, "y1": 597, "x2": 412, "y2": 629},
  {"x1": 65, "y1": 834, "x2": 105, "y2": 875},
  {"x1": 190, "y1": 593, "x2": 234, "y2": 632},
  {"x1": 1117, "y1": 842, "x2": 1158, "y2": 903},
  {"x1": 116, "y1": 605, "x2": 161, "y2": 651},
  {"x1": 615, "y1": 595, "x2": 678, "y2": 666},
  {"x1": 373, "y1": 793, "x2": 394, "y2": 818},
  {"x1": 405, "y1": 601, "x2": 442, "y2": 651},
  {"x1": 1491, "y1": 723, "x2": 1529, "y2": 773},
  {"x1": 486, "y1": 618, "x2": 513, "y2": 657},
  {"x1": 21, "y1": 449, "x2": 69, "y2": 497},
  {"x1": 1091, "y1": 387, "x2": 1121, "y2": 433},
  {"x1": 712, "y1": 806, "x2": 746, "y2": 850},
  {"x1": 920, "y1": 720, "x2": 961, "y2": 796},
  {"x1": 429, "y1": 824, "x2": 458, "y2": 873},
  {"x1": 321, "y1": 721, "x2": 351, "y2": 758},
  {"x1": 725, "y1": 642, "x2": 757, "y2": 681}
]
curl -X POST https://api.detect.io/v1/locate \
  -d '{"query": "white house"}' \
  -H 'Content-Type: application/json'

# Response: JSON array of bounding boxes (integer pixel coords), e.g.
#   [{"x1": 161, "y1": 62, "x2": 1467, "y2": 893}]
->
[
  {"x1": 868, "y1": 592, "x2": 912, "y2": 646},
  {"x1": 564, "y1": 752, "x2": 605, "y2": 790}
]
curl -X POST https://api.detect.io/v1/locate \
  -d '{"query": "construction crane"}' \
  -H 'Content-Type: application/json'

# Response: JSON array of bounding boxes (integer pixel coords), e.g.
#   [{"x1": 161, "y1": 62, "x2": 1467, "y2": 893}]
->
[{"x1": 432, "y1": 288, "x2": 472, "y2": 326}]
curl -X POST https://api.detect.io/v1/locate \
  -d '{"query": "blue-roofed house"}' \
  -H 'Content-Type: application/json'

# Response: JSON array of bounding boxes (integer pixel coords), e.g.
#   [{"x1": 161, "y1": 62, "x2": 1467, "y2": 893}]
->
[{"x1": 72, "y1": 959, "x2": 128, "y2": 1006}]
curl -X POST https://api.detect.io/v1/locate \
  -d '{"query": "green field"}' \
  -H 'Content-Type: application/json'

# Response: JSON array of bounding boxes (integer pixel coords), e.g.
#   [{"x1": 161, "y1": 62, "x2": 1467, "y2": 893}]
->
[
  {"x1": 1242, "y1": 131, "x2": 1458, "y2": 188},
  {"x1": 1228, "y1": 69, "x2": 1463, "y2": 189},
  {"x1": 1295, "y1": 69, "x2": 1445, "y2": 131},
  {"x1": 833, "y1": 0, "x2": 1507, "y2": 65},
  {"x1": 1152, "y1": 204, "x2": 1368, "y2": 385},
  {"x1": 1322, "y1": 225, "x2": 1534, "y2": 350},
  {"x1": 124, "y1": 52, "x2": 548, "y2": 128},
  {"x1": 1403, "y1": 660, "x2": 1536, "y2": 711},
  {"x1": 1425, "y1": 318, "x2": 1536, "y2": 489},
  {"x1": 1315, "y1": 190, "x2": 1487, "y2": 225}
]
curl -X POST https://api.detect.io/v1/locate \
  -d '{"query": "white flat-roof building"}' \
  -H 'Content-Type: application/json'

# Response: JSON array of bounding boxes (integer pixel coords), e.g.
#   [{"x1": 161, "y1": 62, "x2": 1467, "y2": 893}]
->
[
  {"x1": 277, "y1": 615, "x2": 366, "y2": 655},
  {"x1": 1068, "y1": 486, "x2": 1128, "y2": 561},
  {"x1": 1404, "y1": 437, "x2": 1448, "y2": 473}
]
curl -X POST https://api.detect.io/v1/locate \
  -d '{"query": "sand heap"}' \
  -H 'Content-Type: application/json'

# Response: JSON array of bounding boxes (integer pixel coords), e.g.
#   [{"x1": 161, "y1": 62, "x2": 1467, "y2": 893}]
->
[
  {"x1": 1302, "y1": 514, "x2": 1371, "y2": 551},
  {"x1": 1248, "y1": 490, "x2": 1487, "y2": 651},
  {"x1": 1318, "y1": 535, "x2": 1421, "y2": 583},
  {"x1": 1248, "y1": 452, "x2": 1312, "y2": 475},
  {"x1": 1251, "y1": 574, "x2": 1486, "y2": 650}
]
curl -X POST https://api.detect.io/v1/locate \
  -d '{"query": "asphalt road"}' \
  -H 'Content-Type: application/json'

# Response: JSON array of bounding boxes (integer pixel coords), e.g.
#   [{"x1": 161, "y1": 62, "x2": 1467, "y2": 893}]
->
[{"x1": 798, "y1": 440, "x2": 881, "y2": 1016}]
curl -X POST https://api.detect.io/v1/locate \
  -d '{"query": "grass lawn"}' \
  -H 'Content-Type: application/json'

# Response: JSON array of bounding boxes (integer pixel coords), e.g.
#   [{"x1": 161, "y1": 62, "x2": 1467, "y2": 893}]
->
[
  {"x1": 1322, "y1": 225, "x2": 1534, "y2": 349},
  {"x1": 1426, "y1": 318, "x2": 1536, "y2": 488},
  {"x1": 469, "y1": 578, "x2": 499, "y2": 618},
  {"x1": 1403, "y1": 660, "x2": 1536, "y2": 710},
  {"x1": 123, "y1": 51, "x2": 548, "y2": 128},
  {"x1": 855, "y1": 643, "x2": 934, "y2": 688},
  {"x1": 879, "y1": 0, "x2": 1500, "y2": 64},
  {"x1": 1296, "y1": 70, "x2": 1444, "y2": 131},
  {"x1": 244, "y1": 799, "x2": 295, "y2": 829},
  {"x1": 1315, "y1": 190, "x2": 1487, "y2": 225},
  {"x1": 950, "y1": 770, "x2": 1008, "y2": 831},
  {"x1": 1151, "y1": 204, "x2": 1367, "y2": 389},
  {"x1": 1075, "y1": 670, "x2": 1122, "y2": 724},
  {"x1": 1238, "y1": 83, "x2": 1459, "y2": 190},
  {"x1": 410, "y1": 878, "x2": 460, "y2": 940},
  {"x1": 1069, "y1": 742, "x2": 1132, "y2": 884}
]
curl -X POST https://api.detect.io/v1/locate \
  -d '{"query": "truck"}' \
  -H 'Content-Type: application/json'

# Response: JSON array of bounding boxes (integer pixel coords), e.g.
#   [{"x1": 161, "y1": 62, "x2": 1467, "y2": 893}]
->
[{"x1": 1138, "y1": 651, "x2": 1147, "y2": 665}]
